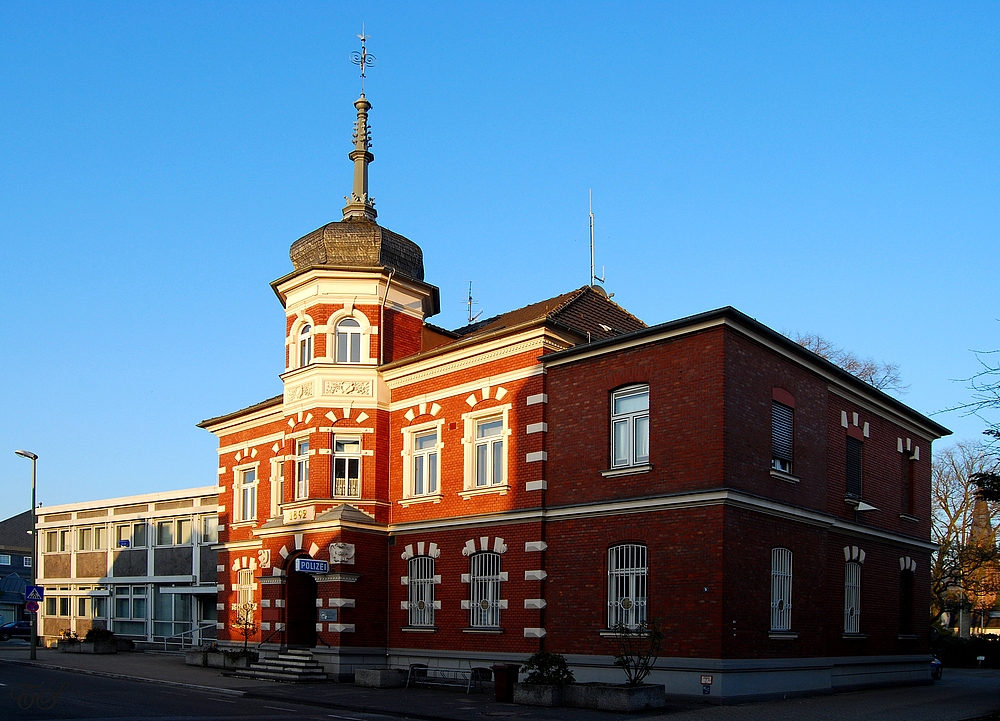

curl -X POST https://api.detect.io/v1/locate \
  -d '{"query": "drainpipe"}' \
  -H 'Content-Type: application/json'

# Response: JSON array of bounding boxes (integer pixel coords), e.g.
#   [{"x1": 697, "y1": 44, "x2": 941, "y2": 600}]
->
[{"x1": 379, "y1": 268, "x2": 395, "y2": 364}]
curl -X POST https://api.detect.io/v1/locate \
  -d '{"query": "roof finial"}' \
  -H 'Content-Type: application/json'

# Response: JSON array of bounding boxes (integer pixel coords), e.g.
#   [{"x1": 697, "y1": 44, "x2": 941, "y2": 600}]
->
[{"x1": 343, "y1": 28, "x2": 377, "y2": 221}]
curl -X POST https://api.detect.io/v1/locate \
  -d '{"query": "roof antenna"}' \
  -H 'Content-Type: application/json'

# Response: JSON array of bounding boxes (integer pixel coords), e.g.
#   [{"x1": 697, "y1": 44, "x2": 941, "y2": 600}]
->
[
  {"x1": 467, "y1": 281, "x2": 483, "y2": 324},
  {"x1": 590, "y1": 189, "x2": 605, "y2": 288}
]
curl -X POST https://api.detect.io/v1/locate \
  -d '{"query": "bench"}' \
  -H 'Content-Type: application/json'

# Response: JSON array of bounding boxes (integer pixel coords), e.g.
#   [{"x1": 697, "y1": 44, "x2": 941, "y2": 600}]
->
[{"x1": 405, "y1": 663, "x2": 491, "y2": 694}]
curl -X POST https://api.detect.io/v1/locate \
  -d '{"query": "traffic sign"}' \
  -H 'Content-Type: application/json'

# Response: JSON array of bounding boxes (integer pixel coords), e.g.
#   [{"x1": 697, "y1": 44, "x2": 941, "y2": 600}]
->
[
  {"x1": 25, "y1": 585, "x2": 43, "y2": 601},
  {"x1": 25, "y1": 600, "x2": 38, "y2": 613}
]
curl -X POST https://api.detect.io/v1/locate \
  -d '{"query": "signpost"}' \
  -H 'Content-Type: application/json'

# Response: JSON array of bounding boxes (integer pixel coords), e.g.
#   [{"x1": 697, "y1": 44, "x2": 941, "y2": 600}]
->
[{"x1": 294, "y1": 558, "x2": 329, "y2": 574}]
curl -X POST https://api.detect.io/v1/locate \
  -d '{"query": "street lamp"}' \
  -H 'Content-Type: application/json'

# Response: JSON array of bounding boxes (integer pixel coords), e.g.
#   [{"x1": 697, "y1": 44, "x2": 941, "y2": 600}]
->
[{"x1": 15, "y1": 449, "x2": 38, "y2": 660}]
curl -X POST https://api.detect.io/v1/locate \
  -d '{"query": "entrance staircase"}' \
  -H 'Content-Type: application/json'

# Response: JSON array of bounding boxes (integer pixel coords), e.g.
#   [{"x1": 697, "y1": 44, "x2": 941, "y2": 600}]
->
[{"x1": 223, "y1": 649, "x2": 328, "y2": 683}]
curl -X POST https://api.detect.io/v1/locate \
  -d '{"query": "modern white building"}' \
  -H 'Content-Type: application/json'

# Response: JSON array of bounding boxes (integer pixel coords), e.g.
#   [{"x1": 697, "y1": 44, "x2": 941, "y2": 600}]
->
[{"x1": 35, "y1": 487, "x2": 219, "y2": 647}]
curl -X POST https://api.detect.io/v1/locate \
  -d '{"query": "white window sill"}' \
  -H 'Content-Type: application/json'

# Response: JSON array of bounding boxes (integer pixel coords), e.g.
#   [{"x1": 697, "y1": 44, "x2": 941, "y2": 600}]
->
[
  {"x1": 463, "y1": 627, "x2": 503, "y2": 634},
  {"x1": 598, "y1": 629, "x2": 652, "y2": 638},
  {"x1": 332, "y1": 496, "x2": 363, "y2": 501},
  {"x1": 897, "y1": 634, "x2": 919, "y2": 640},
  {"x1": 842, "y1": 633, "x2": 868, "y2": 640},
  {"x1": 769, "y1": 469, "x2": 800, "y2": 484},
  {"x1": 458, "y1": 484, "x2": 510, "y2": 500},
  {"x1": 899, "y1": 514, "x2": 919, "y2": 522},
  {"x1": 398, "y1": 494, "x2": 443, "y2": 508},
  {"x1": 769, "y1": 631, "x2": 798, "y2": 640},
  {"x1": 229, "y1": 521, "x2": 256, "y2": 529},
  {"x1": 401, "y1": 626, "x2": 438, "y2": 633},
  {"x1": 601, "y1": 464, "x2": 652, "y2": 478}
]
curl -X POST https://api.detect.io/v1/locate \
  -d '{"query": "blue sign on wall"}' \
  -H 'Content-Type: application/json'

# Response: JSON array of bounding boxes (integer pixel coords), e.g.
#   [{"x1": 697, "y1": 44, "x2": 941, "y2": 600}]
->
[{"x1": 294, "y1": 558, "x2": 329, "y2": 574}]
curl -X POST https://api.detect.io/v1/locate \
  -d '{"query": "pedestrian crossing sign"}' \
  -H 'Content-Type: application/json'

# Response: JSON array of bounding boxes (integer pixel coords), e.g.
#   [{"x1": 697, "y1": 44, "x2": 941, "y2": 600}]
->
[{"x1": 25, "y1": 585, "x2": 43, "y2": 601}]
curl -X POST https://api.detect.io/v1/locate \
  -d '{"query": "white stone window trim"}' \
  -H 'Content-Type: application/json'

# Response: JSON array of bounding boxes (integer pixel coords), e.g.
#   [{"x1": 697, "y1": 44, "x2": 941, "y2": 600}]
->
[
  {"x1": 399, "y1": 418, "x2": 446, "y2": 505},
  {"x1": 287, "y1": 314, "x2": 316, "y2": 370},
  {"x1": 294, "y1": 438, "x2": 310, "y2": 501},
  {"x1": 269, "y1": 458, "x2": 286, "y2": 519},
  {"x1": 325, "y1": 305, "x2": 376, "y2": 365},
  {"x1": 332, "y1": 433, "x2": 364, "y2": 499},
  {"x1": 233, "y1": 461, "x2": 260, "y2": 524},
  {"x1": 460, "y1": 404, "x2": 512, "y2": 495}
]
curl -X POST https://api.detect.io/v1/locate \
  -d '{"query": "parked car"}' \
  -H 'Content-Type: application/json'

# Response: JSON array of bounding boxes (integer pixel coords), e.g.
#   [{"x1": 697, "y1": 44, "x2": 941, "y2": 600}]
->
[
  {"x1": 0, "y1": 620, "x2": 31, "y2": 641},
  {"x1": 931, "y1": 655, "x2": 943, "y2": 680}
]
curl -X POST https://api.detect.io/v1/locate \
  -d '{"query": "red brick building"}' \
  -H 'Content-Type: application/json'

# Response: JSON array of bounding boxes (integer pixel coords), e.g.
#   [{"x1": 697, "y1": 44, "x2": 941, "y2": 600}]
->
[{"x1": 199, "y1": 91, "x2": 949, "y2": 696}]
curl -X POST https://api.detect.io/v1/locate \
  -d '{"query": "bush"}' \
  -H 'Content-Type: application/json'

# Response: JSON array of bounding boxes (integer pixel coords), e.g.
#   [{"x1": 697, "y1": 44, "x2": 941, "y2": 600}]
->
[
  {"x1": 521, "y1": 652, "x2": 575, "y2": 686},
  {"x1": 84, "y1": 628, "x2": 114, "y2": 642},
  {"x1": 936, "y1": 633, "x2": 1000, "y2": 668}
]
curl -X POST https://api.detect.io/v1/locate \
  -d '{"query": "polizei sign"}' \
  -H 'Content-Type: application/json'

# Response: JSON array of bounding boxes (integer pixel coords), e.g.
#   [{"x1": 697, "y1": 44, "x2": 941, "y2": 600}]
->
[{"x1": 294, "y1": 558, "x2": 329, "y2": 574}]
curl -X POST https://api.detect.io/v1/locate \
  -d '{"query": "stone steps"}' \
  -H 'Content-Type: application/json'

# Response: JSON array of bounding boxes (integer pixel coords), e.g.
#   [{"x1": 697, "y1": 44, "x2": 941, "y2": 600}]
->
[{"x1": 223, "y1": 649, "x2": 328, "y2": 683}]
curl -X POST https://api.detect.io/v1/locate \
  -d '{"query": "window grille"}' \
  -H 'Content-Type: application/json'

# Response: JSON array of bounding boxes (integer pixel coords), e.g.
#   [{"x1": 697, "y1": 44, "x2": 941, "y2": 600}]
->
[
  {"x1": 334, "y1": 437, "x2": 362, "y2": 497},
  {"x1": 846, "y1": 437, "x2": 863, "y2": 498},
  {"x1": 469, "y1": 552, "x2": 502, "y2": 628},
  {"x1": 0, "y1": 555, "x2": 9, "y2": 566},
  {"x1": 844, "y1": 561, "x2": 861, "y2": 633},
  {"x1": 237, "y1": 568, "x2": 255, "y2": 607},
  {"x1": 611, "y1": 386, "x2": 649, "y2": 468},
  {"x1": 607, "y1": 544, "x2": 648, "y2": 628},
  {"x1": 299, "y1": 324, "x2": 313, "y2": 367},
  {"x1": 336, "y1": 318, "x2": 362, "y2": 363},
  {"x1": 408, "y1": 556, "x2": 435, "y2": 627},
  {"x1": 771, "y1": 402, "x2": 794, "y2": 473},
  {"x1": 770, "y1": 548, "x2": 793, "y2": 631}
]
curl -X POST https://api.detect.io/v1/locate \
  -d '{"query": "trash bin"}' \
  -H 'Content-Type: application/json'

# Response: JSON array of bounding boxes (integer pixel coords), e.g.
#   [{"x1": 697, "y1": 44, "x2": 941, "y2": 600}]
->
[{"x1": 490, "y1": 664, "x2": 520, "y2": 703}]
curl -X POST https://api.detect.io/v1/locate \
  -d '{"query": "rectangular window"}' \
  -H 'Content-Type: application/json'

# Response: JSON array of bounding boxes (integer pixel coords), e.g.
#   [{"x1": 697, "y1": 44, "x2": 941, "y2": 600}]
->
[
  {"x1": 78, "y1": 528, "x2": 92, "y2": 551},
  {"x1": 94, "y1": 526, "x2": 107, "y2": 550},
  {"x1": 900, "y1": 570, "x2": 915, "y2": 634},
  {"x1": 177, "y1": 519, "x2": 192, "y2": 545},
  {"x1": 132, "y1": 586, "x2": 147, "y2": 619},
  {"x1": 59, "y1": 597, "x2": 70, "y2": 617},
  {"x1": 236, "y1": 568, "x2": 255, "y2": 608},
  {"x1": 157, "y1": 521, "x2": 174, "y2": 546},
  {"x1": 132, "y1": 523, "x2": 147, "y2": 548},
  {"x1": 408, "y1": 556, "x2": 436, "y2": 627},
  {"x1": 469, "y1": 552, "x2": 502, "y2": 628},
  {"x1": 23, "y1": 557, "x2": 31, "y2": 568},
  {"x1": 116, "y1": 525, "x2": 130, "y2": 547},
  {"x1": 239, "y1": 468, "x2": 258, "y2": 521},
  {"x1": 58, "y1": 530, "x2": 69, "y2": 552},
  {"x1": 607, "y1": 544, "x2": 648, "y2": 629},
  {"x1": 846, "y1": 437, "x2": 863, "y2": 498},
  {"x1": 295, "y1": 440, "x2": 310, "y2": 499},
  {"x1": 413, "y1": 431, "x2": 439, "y2": 496},
  {"x1": 78, "y1": 597, "x2": 90, "y2": 618},
  {"x1": 0, "y1": 554, "x2": 10, "y2": 566},
  {"x1": 902, "y1": 455, "x2": 916, "y2": 515},
  {"x1": 45, "y1": 597, "x2": 56, "y2": 616},
  {"x1": 611, "y1": 386, "x2": 649, "y2": 468},
  {"x1": 770, "y1": 548, "x2": 793, "y2": 632},
  {"x1": 271, "y1": 461, "x2": 285, "y2": 515},
  {"x1": 771, "y1": 402, "x2": 794, "y2": 473},
  {"x1": 334, "y1": 436, "x2": 362, "y2": 497},
  {"x1": 46, "y1": 531, "x2": 57, "y2": 553},
  {"x1": 115, "y1": 587, "x2": 131, "y2": 618},
  {"x1": 475, "y1": 419, "x2": 505, "y2": 487},
  {"x1": 202, "y1": 516, "x2": 218, "y2": 543},
  {"x1": 844, "y1": 562, "x2": 861, "y2": 633},
  {"x1": 93, "y1": 596, "x2": 107, "y2": 619}
]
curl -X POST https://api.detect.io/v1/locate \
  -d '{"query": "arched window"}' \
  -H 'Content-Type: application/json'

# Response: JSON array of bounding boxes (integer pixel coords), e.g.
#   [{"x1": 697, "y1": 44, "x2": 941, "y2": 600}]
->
[
  {"x1": 469, "y1": 552, "x2": 502, "y2": 628},
  {"x1": 607, "y1": 544, "x2": 647, "y2": 629},
  {"x1": 298, "y1": 325, "x2": 313, "y2": 367},
  {"x1": 408, "y1": 556, "x2": 435, "y2": 627},
  {"x1": 336, "y1": 318, "x2": 362, "y2": 364}
]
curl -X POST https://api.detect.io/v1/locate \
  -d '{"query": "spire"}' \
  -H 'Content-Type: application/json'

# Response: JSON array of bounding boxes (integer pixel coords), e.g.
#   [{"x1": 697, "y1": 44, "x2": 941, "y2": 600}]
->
[{"x1": 343, "y1": 29, "x2": 377, "y2": 221}]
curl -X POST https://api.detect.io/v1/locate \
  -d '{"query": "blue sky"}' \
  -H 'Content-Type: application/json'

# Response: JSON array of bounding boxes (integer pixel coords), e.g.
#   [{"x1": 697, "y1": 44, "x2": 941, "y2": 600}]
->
[{"x1": 1, "y1": 2, "x2": 997, "y2": 520}]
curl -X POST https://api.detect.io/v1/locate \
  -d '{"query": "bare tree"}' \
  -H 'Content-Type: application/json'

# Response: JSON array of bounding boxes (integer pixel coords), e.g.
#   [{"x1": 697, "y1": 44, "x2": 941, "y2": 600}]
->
[
  {"x1": 943, "y1": 348, "x2": 1000, "y2": 502},
  {"x1": 231, "y1": 602, "x2": 258, "y2": 654},
  {"x1": 793, "y1": 333, "x2": 908, "y2": 395},
  {"x1": 931, "y1": 442, "x2": 1000, "y2": 633}
]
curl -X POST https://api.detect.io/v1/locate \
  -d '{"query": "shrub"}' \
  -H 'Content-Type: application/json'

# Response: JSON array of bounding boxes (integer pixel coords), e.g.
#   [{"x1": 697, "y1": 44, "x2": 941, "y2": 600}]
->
[
  {"x1": 936, "y1": 633, "x2": 1000, "y2": 668},
  {"x1": 520, "y1": 651, "x2": 575, "y2": 686},
  {"x1": 612, "y1": 619, "x2": 664, "y2": 686},
  {"x1": 84, "y1": 628, "x2": 114, "y2": 642}
]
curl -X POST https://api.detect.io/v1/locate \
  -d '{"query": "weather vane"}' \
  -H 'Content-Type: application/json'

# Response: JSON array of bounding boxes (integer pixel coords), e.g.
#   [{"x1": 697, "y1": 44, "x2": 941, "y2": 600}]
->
[{"x1": 350, "y1": 26, "x2": 376, "y2": 94}]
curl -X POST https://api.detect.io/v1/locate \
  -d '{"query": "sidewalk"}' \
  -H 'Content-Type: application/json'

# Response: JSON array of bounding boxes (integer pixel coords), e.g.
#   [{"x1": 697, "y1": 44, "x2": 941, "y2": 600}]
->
[{"x1": 0, "y1": 645, "x2": 670, "y2": 721}]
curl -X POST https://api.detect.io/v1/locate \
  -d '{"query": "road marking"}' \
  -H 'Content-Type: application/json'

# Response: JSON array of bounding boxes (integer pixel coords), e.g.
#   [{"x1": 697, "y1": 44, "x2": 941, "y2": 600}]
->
[
  {"x1": 264, "y1": 705, "x2": 298, "y2": 712},
  {"x1": 328, "y1": 715, "x2": 363, "y2": 720},
  {"x1": 210, "y1": 697, "x2": 237, "y2": 703}
]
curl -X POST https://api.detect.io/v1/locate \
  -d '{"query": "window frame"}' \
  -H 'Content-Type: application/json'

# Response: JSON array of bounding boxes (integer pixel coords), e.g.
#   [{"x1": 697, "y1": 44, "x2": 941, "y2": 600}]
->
[
  {"x1": 335, "y1": 318, "x2": 363, "y2": 364},
  {"x1": 270, "y1": 458, "x2": 286, "y2": 517},
  {"x1": 771, "y1": 401, "x2": 794, "y2": 474},
  {"x1": 407, "y1": 556, "x2": 436, "y2": 627},
  {"x1": 235, "y1": 465, "x2": 259, "y2": 522},
  {"x1": 610, "y1": 385, "x2": 650, "y2": 469},
  {"x1": 846, "y1": 436, "x2": 863, "y2": 499},
  {"x1": 469, "y1": 551, "x2": 502, "y2": 629},
  {"x1": 294, "y1": 439, "x2": 310, "y2": 500},
  {"x1": 333, "y1": 435, "x2": 363, "y2": 498},
  {"x1": 844, "y1": 561, "x2": 862, "y2": 634},
  {"x1": 770, "y1": 548, "x2": 793, "y2": 632},
  {"x1": 607, "y1": 543, "x2": 648, "y2": 629},
  {"x1": 461, "y1": 405, "x2": 511, "y2": 494},
  {"x1": 236, "y1": 568, "x2": 256, "y2": 608},
  {"x1": 298, "y1": 324, "x2": 313, "y2": 367},
  {"x1": 400, "y1": 419, "x2": 445, "y2": 503},
  {"x1": 0, "y1": 554, "x2": 10, "y2": 566}
]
